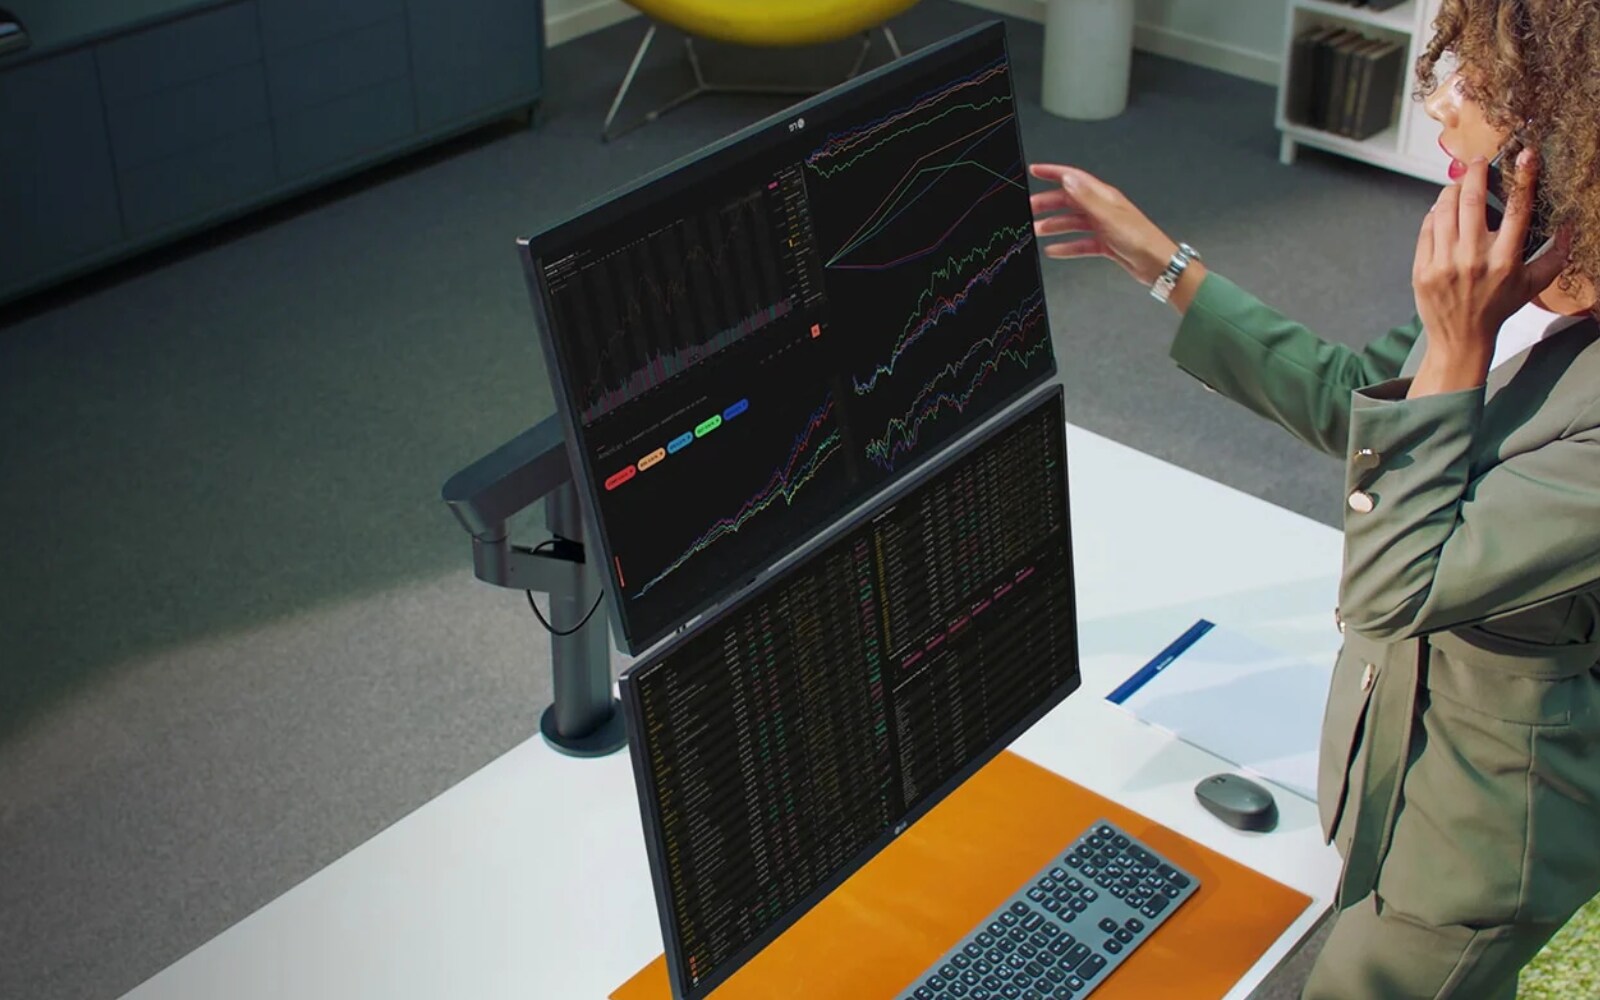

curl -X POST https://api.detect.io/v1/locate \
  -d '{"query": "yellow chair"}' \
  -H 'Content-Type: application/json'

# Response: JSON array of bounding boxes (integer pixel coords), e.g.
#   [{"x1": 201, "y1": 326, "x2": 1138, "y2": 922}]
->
[{"x1": 602, "y1": 0, "x2": 921, "y2": 140}]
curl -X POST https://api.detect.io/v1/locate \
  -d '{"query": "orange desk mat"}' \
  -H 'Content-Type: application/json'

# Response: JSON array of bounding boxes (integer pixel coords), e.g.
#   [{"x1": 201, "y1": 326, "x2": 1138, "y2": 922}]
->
[{"x1": 614, "y1": 751, "x2": 1312, "y2": 1000}]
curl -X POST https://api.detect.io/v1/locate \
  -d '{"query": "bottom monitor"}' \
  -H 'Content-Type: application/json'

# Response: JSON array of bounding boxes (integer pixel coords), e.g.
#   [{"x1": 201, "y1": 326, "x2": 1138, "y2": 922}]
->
[{"x1": 619, "y1": 386, "x2": 1080, "y2": 1000}]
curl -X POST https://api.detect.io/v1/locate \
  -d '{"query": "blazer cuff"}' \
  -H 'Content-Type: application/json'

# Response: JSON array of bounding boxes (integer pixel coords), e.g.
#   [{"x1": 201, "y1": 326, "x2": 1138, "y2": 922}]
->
[
  {"x1": 1168, "y1": 271, "x2": 1259, "y2": 394},
  {"x1": 1339, "y1": 383, "x2": 1485, "y2": 633}
]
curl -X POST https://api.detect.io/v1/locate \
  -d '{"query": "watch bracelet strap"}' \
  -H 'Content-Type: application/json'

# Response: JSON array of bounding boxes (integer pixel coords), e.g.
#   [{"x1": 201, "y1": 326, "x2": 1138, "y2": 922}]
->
[{"x1": 1151, "y1": 242, "x2": 1199, "y2": 303}]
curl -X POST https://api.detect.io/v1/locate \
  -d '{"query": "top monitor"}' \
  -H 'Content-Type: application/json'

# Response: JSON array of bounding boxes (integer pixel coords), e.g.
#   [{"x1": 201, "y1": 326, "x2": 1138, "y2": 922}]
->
[{"x1": 520, "y1": 22, "x2": 1054, "y2": 653}]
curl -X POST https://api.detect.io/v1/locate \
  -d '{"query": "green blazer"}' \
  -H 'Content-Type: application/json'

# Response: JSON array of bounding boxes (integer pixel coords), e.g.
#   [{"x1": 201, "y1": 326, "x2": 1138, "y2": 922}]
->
[{"x1": 1168, "y1": 271, "x2": 1600, "y2": 930}]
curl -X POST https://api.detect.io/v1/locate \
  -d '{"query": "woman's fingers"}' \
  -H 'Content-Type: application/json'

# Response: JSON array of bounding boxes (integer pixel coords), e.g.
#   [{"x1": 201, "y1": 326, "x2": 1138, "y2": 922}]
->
[
  {"x1": 1413, "y1": 203, "x2": 1435, "y2": 284},
  {"x1": 1040, "y1": 236, "x2": 1107, "y2": 260},
  {"x1": 1432, "y1": 181, "x2": 1461, "y2": 267},
  {"x1": 1029, "y1": 189, "x2": 1079, "y2": 215},
  {"x1": 1456, "y1": 156, "x2": 1489, "y2": 257},
  {"x1": 1033, "y1": 211, "x2": 1091, "y2": 237},
  {"x1": 1491, "y1": 148, "x2": 1537, "y2": 268}
]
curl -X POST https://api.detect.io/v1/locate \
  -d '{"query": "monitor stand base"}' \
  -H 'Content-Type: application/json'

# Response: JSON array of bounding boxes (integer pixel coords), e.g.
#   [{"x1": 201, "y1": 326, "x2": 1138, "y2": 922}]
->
[{"x1": 541, "y1": 699, "x2": 628, "y2": 758}]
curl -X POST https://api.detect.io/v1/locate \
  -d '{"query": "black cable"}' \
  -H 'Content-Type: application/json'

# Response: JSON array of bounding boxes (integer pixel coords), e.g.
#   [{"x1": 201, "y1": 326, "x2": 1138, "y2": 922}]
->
[{"x1": 524, "y1": 540, "x2": 604, "y2": 636}]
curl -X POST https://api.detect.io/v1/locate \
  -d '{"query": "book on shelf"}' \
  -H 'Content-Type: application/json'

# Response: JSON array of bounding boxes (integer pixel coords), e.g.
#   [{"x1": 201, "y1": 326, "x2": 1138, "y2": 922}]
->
[{"x1": 1286, "y1": 25, "x2": 1406, "y2": 140}]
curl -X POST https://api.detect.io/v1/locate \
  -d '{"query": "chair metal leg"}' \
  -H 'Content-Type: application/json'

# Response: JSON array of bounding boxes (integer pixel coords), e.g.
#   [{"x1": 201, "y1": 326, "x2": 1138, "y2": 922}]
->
[
  {"x1": 601, "y1": 20, "x2": 907, "y2": 142},
  {"x1": 882, "y1": 24, "x2": 904, "y2": 60},
  {"x1": 601, "y1": 23, "x2": 658, "y2": 142}
]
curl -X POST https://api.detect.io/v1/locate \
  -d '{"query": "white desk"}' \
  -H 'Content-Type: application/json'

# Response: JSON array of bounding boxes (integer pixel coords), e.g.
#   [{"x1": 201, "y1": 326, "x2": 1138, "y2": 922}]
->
[{"x1": 122, "y1": 425, "x2": 1346, "y2": 1000}]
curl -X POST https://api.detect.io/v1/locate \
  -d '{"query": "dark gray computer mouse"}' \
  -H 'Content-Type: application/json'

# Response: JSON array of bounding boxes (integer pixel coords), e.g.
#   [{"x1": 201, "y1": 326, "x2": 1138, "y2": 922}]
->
[{"x1": 1194, "y1": 773, "x2": 1278, "y2": 832}]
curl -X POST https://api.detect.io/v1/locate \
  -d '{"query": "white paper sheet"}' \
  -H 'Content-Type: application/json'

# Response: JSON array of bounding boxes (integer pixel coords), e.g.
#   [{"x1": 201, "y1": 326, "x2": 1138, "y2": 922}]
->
[{"x1": 1107, "y1": 620, "x2": 1333, "y2": 802}]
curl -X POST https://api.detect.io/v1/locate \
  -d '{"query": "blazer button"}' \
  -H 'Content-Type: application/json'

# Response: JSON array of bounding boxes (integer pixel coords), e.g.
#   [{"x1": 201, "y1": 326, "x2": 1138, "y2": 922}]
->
[
  {"x1": 1361, "y1": 663, "x2": 1376, "y2": 692},
  {"x1": 1352, "y1": 448, "x2": 1381, "y2": 471},
  {"x1": 1334, "y1": 607, "x2": 1345, "y2": 634},
  {"x1": 1347, "y1": 490, "x2": 1375, "y2": 513}
]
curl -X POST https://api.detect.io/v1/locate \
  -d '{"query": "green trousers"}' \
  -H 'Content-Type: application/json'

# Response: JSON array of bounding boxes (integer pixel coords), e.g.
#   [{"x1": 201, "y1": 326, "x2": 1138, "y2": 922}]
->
[{"x1": 1301, "y1": 892, "x2": 1564, "y2": 999}]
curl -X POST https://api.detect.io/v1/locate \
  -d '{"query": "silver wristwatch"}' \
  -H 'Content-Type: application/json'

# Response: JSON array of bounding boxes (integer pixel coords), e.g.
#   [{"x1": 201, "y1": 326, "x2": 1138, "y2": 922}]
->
[{"x1": 1150, "y1": 242, "x2": 1200, "y2": 303}]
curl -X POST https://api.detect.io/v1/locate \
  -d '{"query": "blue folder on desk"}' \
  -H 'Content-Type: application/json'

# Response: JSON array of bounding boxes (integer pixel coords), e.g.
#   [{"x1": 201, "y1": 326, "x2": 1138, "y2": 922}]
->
[{"x1": 1108, "y1": 619, "x2": 1332, "y2": 802}]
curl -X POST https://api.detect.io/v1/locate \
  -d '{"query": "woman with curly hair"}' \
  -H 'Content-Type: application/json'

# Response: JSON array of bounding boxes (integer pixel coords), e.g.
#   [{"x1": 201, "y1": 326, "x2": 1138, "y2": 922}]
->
[{"x1": 1029, "y1": 0, "x2": 1600, "y2": 995}]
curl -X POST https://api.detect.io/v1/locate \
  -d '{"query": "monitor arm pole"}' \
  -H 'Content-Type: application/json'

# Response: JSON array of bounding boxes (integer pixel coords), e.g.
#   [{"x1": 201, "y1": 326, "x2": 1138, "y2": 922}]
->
[{"x1": 441, "y1": 417, "x2": 626, "y2": 758}]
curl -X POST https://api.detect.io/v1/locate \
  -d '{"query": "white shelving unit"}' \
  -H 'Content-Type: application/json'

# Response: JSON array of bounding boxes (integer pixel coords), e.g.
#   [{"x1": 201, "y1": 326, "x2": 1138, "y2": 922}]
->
[{"x1": 1276, "y1": 0, "x2": 1453, "y2": 184}]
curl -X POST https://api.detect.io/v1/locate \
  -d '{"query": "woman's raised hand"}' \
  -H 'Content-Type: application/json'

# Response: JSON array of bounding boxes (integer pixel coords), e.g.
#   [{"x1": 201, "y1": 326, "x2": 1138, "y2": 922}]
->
[
  {"x1": 1028, "y1": 163, "x2": 1181, "y2": 288},
  {"x1": 1408, "y1": 149, "x2": 1573, "y2": 396}
]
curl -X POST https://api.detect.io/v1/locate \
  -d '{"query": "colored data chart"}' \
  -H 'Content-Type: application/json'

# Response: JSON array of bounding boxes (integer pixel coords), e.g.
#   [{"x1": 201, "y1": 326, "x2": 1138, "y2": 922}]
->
[
  {"x1": 546, "y1": 186, "x2": 793, "y2": 424},
  {"x1": 805, "y1": 54, "x2": 1050, "y2": 476},
  {"x1": 631, "y1": 395, "x2": 844, "y2": 599},
  {"x1": 865, "y1": 289, "x2": 1049, "y2": 471}
]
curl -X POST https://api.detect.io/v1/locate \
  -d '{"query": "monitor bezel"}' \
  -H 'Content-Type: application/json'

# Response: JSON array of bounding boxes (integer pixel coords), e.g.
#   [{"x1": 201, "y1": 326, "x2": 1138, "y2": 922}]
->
[
  {"x1": 517, "y1": 20, "x2": 1053, "y2": 655},
  {"x1": 618, "y1": 384, "x2": 1081, "y2": 1000}
]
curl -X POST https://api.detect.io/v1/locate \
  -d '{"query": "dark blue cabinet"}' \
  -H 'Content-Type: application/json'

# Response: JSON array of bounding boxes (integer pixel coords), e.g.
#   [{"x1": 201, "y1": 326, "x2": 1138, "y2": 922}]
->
[
  {"x1": 0, "y1": 50, "x2": 123, "y2": 293},
  {"x1": 0, "y1": 0, "x2": 544, "y2": 303}
]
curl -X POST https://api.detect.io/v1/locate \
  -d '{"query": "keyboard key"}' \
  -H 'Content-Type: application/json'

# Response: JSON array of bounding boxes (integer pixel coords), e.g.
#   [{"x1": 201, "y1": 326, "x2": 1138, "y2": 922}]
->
[
  {"x1": 929, "y1": 976, "x2": 947, "y2": 990},
  {"x1": 1000, "y1": 912, "x2": 1020, "y2": 926},
  {"x1": 1039, "y1": 877, "x2": 1058, "y2": 891},
  {"x1": 1061, "y1": 911, "x2": 1076, "y2": 923},
  {"x1": 1104, "y1": 939, "x2": 1122, "y2": 954},
  {"x1": 1009, "y1": 926, "x2": 1028, "y2": 943},
  {"x1": 1022, "y1": 990, "x2": 1042, "y2": 1000},
  {"x1": 1047, "y1": 938, "x2": 1069, "y2": 956},
  {"x1": 1018, "y1": 943, "x2": 1038, "y2": 960},
  {"x1": 1125, "y1": 918, "x2": 1145, "y2": 933},
  {"x1": 942, "y1": 964, "x2": 958, "y2": 980},
  {"x1": 1042, "y1": 924, "x2": 1062, "y2": 939},
  {"x1": 916, "y1": 989, "x2": 934, "y2": 1000},
  {"x1": 1067, "y1": 974, "x2": 1086, "y2": 990},
  {"x1": 1046, "y1": 966, "x2": 1067, "y2": 983},
  {"x1": 1114, "y1": 928, "x2": 1134, "y2": 943},
  {"x1": 1051, "y1": 988, "x2": 1074, "y2": 1000},
  {"x1": 950, "y1": 984, "x2": 969, "y2": 998},
  {"x1": 1146, "y1": 895, "x2": 1170, "y2": 915},
  {"x1": 1065, "y1": 878, "x2": 1083, "y2": 892},
  {"x1": 1098, "y1": 918, "x2": 1119, "y2": 934},
  {"x1": 956, "y1": 952, "x2": 974, "y2": 967},
  {"x1": 982, "y1": 975, "x2": 1003, "y2": 990},
  {"x1": 998, "y1": 939, "x2": 1017, "y2": 954},
  {"x1": 972, "y1": 992, "x2": 993, "y2": 1000},
  {"x1": 1079, "y1": 955, "x2": 1107, "y2": 980},
  {"x1": 1079, "y1": 888, "x2": 1098, "y2": 902},
  {"x1": 1168, "y1": 871, "x2": 1192, "y2": 888},
  {"x1": 1163, "y1": 884, "x2": 1181, "y2": 898},
  {"x1": 975, "y1": 959, "x2": 994, "y2": 975},
  {"x1": 963, "y1": 970, "x2": 982, "y2": 985},
  {"x1": 1112, "y1": 834, "x2": 1130, "y2": 849},
  {"x1": 1006, "y1": 954, "x2": 1027, "y2": 971},
  {"x1": 1022, "y1": 913, "x2": 1044, "y2": 931},
  {"x1": 1024, "y1": 961, "x2": 1044, "y2": 978},
  {"x1": 1097, "y1": 825, "x2": 1114, "y2": 838},
  {"x1": 1068, "y1": 898, "x2": 1087, "y2": 912},
  {"x1": 1016, "y1": 898, "x2": 1036, "y2": 913},
  {"x1": 1109, "y1": 885, "x2": 1127, "y2": 899},
  {"x1": 1063, "y1": 943, "x2": 1092, "y2": 970},
  {"x1": 1001, "y1": 987, "x2": 1021, "y2": 1000},
  {"x1": 1042, "y1": 898, "x2": 1062, "y2": 914},
  {"x1": 1049, "y1": 867, "x2": 1067, "y2": 881},
  {"x1": 988, "y1": 922, "x2": 1005, "y2": 937}
]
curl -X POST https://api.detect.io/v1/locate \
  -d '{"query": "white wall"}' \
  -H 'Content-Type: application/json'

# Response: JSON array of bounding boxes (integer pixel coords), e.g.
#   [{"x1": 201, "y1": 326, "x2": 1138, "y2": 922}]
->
[
  {"x1": 916, "y1": 0, "x2": 1288, "y2": 84},
  {"x1": 545, "y1": 0, "x2": 639, "y2": 47},
  {"x1": 543, "y1": 0, "x2": 1289, "y2": 85}
]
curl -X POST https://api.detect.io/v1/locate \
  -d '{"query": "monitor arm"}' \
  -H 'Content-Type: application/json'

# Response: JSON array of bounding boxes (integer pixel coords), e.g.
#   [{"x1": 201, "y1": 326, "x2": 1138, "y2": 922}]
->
[{"x1": 441, "y1": 416, "x2": 626, "y2": 758}]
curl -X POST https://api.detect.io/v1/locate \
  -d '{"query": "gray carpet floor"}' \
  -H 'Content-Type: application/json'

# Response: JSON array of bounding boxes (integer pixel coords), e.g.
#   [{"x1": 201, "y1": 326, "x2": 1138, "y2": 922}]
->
[{"x1": 0, "y1": 3, "x2": 1437, "y2": 998}]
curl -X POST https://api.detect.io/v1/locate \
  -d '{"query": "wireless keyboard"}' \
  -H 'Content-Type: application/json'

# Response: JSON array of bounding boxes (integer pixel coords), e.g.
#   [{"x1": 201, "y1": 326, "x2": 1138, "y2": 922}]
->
[{"x1": 898, "y1": 819, "x2": 1199, "y2": 1000}]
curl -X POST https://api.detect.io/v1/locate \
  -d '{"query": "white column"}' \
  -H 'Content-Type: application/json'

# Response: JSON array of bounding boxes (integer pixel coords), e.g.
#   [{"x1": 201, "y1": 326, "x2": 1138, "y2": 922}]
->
[{"x1": 1042, "y1": 0, "x2": 1136, "y2": 121}]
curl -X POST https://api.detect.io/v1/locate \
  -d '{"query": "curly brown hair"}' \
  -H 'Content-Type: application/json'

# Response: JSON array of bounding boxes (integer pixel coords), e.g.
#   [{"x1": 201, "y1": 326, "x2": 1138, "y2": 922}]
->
[{"x1": 1416, "y1": 0, "x2": 1600, "y2": 297}]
